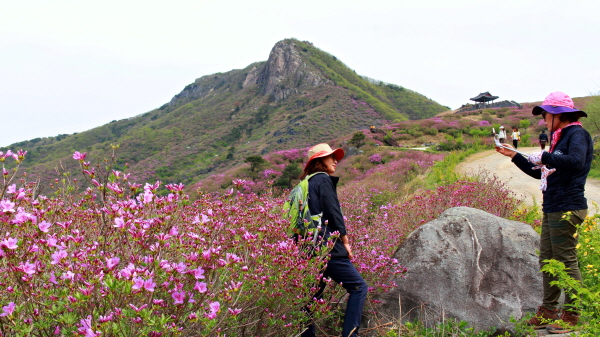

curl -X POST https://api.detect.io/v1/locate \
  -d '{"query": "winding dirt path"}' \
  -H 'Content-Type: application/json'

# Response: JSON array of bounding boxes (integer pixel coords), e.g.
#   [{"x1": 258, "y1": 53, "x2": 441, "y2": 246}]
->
[{"x1": 455, "y1": 147, "x2": 600, "y2": 215}]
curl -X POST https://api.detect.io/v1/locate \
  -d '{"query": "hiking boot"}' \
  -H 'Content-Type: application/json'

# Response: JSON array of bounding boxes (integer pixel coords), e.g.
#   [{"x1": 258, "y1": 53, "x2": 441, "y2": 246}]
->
[
  {"x1": 546, "y1": 310, "x2": 579, "y2": 334},
  {"x1": 527, "y1": 306, "x2": 559, "y2": 329}
]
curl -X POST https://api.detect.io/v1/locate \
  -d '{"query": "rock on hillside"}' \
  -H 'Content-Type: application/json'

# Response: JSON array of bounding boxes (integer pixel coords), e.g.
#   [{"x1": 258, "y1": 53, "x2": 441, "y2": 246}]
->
[{"x1": 376, "y1": 207, "x2": 541, "y2": 331}]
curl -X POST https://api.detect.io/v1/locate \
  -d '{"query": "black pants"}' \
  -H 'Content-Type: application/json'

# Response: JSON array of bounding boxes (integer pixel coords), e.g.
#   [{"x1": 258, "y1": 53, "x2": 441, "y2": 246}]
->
[
  {"x1": 513, "y1": 139, "x2": 519, "y2": 148},
  {"x1": 302, "y1": 258, "x2": 368, "y2": 337}
]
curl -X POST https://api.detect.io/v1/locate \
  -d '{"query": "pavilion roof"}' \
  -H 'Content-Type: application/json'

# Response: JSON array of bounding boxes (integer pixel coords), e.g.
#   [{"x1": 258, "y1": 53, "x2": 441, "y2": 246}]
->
[{"x1": 470, "y1": 92, "x2": 499, "y2": 102}]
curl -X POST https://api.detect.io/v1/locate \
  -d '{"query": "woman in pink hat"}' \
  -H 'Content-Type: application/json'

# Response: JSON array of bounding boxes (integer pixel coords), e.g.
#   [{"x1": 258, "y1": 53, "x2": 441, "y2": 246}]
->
[
  {"x1": 300, "y1": 143, "x2": 367, "y2": 337},
  {"x1": 496, "y1": 91, "x2": 592, "y2": 334}
]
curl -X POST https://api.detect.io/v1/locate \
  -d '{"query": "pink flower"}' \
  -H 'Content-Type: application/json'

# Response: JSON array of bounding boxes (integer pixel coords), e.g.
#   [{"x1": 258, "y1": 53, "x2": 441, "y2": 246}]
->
[
  {"x1": 0, "y1": 200, "x2": 16, "y2": 213},
  {"x1": 0, "y1": 302, "x2": 15, "y2": 317},
  {"x1": 15, "y1": 188, "x2": 25, "y2": 199},
  {"x1": 106, "y1": 257, "x2": 120, "y2": 270},
  {"x1": 228, "y1": 308, "x2": 242, "y2": 316},
  {"x1": 51, "y1": 249, "x2": 68, "y2": 264},
  {"x1": 2, "y1": 237, "x2": 18, "y2": 250},
  {"x1": 144, "y1": 278, "x2": 156, "y2": 292},
  {"x1": 191, "y1": 267, "x2": 205, "y2": 279},
  {"x1": 132, "y1": 276, "x2": 145, "y2": 291},
  {"x1": 48, "y1": 272, "x2": 58, "y2": 285},
  {"x1": 19, "y1": 261, "x2": 36, "y2": 275},
  {"x1": 129, "y1": 303, "x2": 147, "y2": 312},
  {"x1": 38, "y1": 221, "x2": 52, "y2": 232},
  {"x1": 193, "y1": 281, "x2": 207, "y2": 293},
  {"x1": 7, "y1": 184, "x2": 16, "y2": 194},
  {"x1": 174, "y1": 262, "x2": 187, "y2": 274},
  {"x1": 143, "y1": 191, "x2": 154, "y2": 203},
  {"x1": 114, "y1": 217, "x2": 125, "y2": 229},
  {"x1": 172, "y1": 291, "x2": 185, "y2": 305},
  {"x1": 72, "y1": 151, "x2": 87, "y2": 161},
  {"x1": 77, "y1": 315, "x2": 101, "y2": 337},
  {"x1": 46, "y1": 237, "x2": 58, "y2": 247},
  {"x1": 206, "y1": 301, "x2": 220, "y2": 319}
]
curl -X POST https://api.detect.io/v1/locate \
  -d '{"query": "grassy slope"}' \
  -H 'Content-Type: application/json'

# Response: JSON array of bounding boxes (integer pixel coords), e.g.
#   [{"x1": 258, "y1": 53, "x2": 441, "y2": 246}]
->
[{"x1": 293, "y1": 39, "x2": 447, "y2": 122}]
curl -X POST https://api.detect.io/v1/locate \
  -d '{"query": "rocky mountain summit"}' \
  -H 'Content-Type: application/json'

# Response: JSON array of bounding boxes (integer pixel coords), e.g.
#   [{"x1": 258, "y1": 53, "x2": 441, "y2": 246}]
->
[{"x1": 253, "y1": 40, "x2": 334, "y2": 100}]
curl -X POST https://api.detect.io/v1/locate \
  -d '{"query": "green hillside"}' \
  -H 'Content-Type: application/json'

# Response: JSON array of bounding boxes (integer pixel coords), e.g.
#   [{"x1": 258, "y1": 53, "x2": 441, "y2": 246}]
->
[{"x1": 6, "y1": 38, "x2": 448, "y2": 189}]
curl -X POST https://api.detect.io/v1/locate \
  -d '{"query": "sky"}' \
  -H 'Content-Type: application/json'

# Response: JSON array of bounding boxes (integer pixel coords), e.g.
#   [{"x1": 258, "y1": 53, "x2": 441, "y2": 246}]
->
[{"x1": 1, "y1": 0, "x2": 599, "y2": 147}]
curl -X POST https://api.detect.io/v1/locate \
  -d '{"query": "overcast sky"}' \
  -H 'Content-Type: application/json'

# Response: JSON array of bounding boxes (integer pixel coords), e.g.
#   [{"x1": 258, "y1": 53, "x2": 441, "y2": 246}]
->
[{"x1": 1, "y1": 0, "x2": 599, "y2": 147}]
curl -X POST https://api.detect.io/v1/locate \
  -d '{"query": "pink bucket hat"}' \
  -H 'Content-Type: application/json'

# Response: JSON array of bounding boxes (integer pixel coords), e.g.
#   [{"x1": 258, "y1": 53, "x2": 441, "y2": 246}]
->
[
  {"x1": 305, "y1": 143, "x2": 344, "y2": 169},
  {"x1": 532, "y1": 91, "x2": 587, "y2": 117}
]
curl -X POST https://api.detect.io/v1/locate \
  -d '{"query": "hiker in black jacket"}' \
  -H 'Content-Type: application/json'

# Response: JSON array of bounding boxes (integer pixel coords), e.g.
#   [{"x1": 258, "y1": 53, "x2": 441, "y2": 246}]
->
[
  {"x1": 495, "y1": 91, "x2": 591, "y2": 334},
  {"x1": 539, "y1": 130, "x2": 549, "y2": 150},
  {"x1": 300, "y1": 143, "x2": 368, "y2": 337}
]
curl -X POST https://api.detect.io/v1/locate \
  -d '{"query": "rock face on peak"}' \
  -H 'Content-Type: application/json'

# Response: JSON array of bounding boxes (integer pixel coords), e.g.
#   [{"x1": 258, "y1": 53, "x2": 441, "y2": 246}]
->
[{"x1": 247, "y1": 40, "x2": 333, "y2": 101}]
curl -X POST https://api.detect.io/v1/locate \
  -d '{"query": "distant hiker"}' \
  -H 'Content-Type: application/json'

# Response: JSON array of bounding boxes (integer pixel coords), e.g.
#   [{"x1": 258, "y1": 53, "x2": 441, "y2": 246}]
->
[
  {"x1": 495, "y1": 91, "x2": 591, "y2": 334},
  {"x1": 300, "y1": 143, "x2": 367, "y2": 337},
  {"x1": 539, "y1": 130, "x2": 548, "y2": 150},
  {"x1": 498, "y1": 126, "x2": 507, "y2": 143},
  {"x1": 511, "y1": 127, "x2": 521, "y2": 148}
]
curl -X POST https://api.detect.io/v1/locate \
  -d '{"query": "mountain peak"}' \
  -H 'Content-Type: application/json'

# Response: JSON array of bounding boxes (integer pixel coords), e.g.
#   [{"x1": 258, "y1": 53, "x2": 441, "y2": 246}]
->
[{"x1": 244, "y1": 39, "x2": 332, "y2": 101}]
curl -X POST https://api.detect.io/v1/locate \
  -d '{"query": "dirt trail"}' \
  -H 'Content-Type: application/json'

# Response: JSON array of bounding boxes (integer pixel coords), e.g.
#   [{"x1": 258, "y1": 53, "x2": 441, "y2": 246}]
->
[{"x1": 456, "y1": 147, "x2": 600, "y2": 215}]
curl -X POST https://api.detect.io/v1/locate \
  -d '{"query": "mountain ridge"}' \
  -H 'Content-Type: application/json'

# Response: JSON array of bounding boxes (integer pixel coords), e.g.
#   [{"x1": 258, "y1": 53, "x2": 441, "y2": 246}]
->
[{"x1": 6, "y1": 38, "x2": 448, "y2": 189}]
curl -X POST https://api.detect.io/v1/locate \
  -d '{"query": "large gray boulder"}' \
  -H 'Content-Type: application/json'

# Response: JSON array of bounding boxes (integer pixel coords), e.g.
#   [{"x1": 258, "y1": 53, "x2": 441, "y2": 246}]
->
[{"x1": 377, "y1": 207, "x2": 542, "y2": 330}]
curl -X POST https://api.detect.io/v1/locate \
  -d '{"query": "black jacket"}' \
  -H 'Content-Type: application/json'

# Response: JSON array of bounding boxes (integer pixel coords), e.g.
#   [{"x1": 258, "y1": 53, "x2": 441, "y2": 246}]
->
[
  {"x1": 513, "y1": 125, "x2": 592, "y2": 213},
  {"x1": 307, "y1": 173, "x2": 348, "y2": 258}
]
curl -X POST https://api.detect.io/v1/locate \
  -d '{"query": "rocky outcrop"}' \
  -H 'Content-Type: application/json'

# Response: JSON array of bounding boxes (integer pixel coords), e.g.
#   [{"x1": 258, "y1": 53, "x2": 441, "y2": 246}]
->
[
  {"x1": 376, "y1": 207, "x2": 541, "y2": 331},
  {"x1": 246, "y1": 40, "x2": 333, "y2": 101}
]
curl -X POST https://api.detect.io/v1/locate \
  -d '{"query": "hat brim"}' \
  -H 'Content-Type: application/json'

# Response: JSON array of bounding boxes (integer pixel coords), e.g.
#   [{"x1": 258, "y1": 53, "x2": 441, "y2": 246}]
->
[
  {"x1": 304, "y1": 148, "x2": 345, "y2": 169},
  {"x1": 532, "y1": 105, "x2": 587, "y2": 117}
]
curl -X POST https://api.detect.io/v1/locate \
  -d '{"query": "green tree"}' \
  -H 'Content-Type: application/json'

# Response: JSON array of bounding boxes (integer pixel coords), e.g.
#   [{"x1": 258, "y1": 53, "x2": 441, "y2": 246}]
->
[
  {"x1": 275, "y1": 164, "x2": 302, "y2": 189},
  {"x1": 244, "y1": 155, "x2": 266, "y2": 173},
  {"x1": 349, "y1": 131, "x2": 366, "y2": 148},
  {"x1": 226, "y1": 146, "x2": 235, "y2": 160}
]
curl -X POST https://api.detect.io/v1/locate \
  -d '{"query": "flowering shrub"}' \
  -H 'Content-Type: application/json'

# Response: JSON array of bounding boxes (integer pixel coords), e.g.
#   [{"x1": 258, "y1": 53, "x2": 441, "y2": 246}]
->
[
  {"x1": 0, "y1": 150, "x2": 408, "y2": 336},
  {"x1": 369, "y1": 154, "x2": 383, "y2": 164}
]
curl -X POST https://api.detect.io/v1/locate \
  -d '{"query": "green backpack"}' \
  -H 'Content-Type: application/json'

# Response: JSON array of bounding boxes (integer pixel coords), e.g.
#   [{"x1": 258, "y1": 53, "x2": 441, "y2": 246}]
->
[{"x1": 283, "y1": 172, "x2": 327, "y2": 243}]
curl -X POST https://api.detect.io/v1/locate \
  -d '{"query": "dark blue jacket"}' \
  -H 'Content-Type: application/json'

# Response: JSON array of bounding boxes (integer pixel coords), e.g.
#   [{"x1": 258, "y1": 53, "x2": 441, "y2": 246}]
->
[
  {"x1": 512, "y1": 125, "x2": 592, "y2": 213},
  {"x1": 307, "y1": 173, "x2": 348, "y2": 258}
]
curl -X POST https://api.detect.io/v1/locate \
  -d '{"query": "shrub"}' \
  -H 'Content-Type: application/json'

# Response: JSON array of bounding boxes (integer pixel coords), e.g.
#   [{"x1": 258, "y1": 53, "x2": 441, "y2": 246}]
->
[
  {"x1": 519, "y1": 119, "x2": 531, "y2": 129},
  {"x1": 369, "y1": 154, "x2": 383, "y2": 163},
  {"x1": 424, "y1": 127, "x2": 438, "y2": 136}
]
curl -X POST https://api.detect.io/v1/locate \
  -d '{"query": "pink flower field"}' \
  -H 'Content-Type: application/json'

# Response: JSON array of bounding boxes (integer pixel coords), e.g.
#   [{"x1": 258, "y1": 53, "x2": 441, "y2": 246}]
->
[{"x1": 0, "y1": 149, "x2": 523, "y2": 336}]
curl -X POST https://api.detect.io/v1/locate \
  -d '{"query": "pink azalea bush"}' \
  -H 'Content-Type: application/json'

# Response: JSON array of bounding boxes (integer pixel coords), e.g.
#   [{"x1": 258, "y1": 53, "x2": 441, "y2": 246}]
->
[
  {"x1": 0, "y1": 147, "x2": 524, "y2": 335},
  {"x1": 0, "y1": 150, "x2": 407, "y2": 336}
]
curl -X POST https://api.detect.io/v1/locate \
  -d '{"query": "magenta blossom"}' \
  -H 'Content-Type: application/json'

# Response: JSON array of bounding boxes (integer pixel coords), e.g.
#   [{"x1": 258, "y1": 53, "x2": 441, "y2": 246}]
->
[
  {"x1": 2, "y1": 237, "x2": 18, "y2": 250},
  {"x1": 72, "y1": 151, "x2": 87, "y2": 162},
  {"x1": 0, "y1": 200, "x2": 16, "y2": 213},
  {"x1": 106, "y1": 257, "x2": 120, "y2": 270},
  {"x1": 38, "y1": 221, "x2": 52, "y2": 232},
  {"x1": 172, "y1": 291, "x2": 186, "y2": 305},
  {"x1": 206, "y1": 301, "x2": 220, "y2": 319},
  {"x1": 193, "y1": 281, "x2": 207, "y2": 293},
  {"x1": 19, "y1": 261, "x2": 36, "y2": 275},
  {"x1": 0, "y1": 302, "x2": 15, "y2": 317}
]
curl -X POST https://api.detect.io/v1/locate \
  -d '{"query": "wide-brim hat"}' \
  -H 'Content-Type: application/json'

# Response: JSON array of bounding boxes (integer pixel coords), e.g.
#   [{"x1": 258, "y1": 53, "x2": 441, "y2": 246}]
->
[
  {"x1": 305, "y1": 143, "x2": 344, "y2": 169},
  {"x1": 532, "y1": 91, "x2": 587, "y2": 117}
]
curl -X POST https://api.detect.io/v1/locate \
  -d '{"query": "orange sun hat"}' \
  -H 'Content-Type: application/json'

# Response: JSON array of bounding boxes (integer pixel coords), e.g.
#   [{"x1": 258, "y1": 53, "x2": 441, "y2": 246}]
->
[{"x1": 304, "y1": 143, "x2": 345, "y2": 169}]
